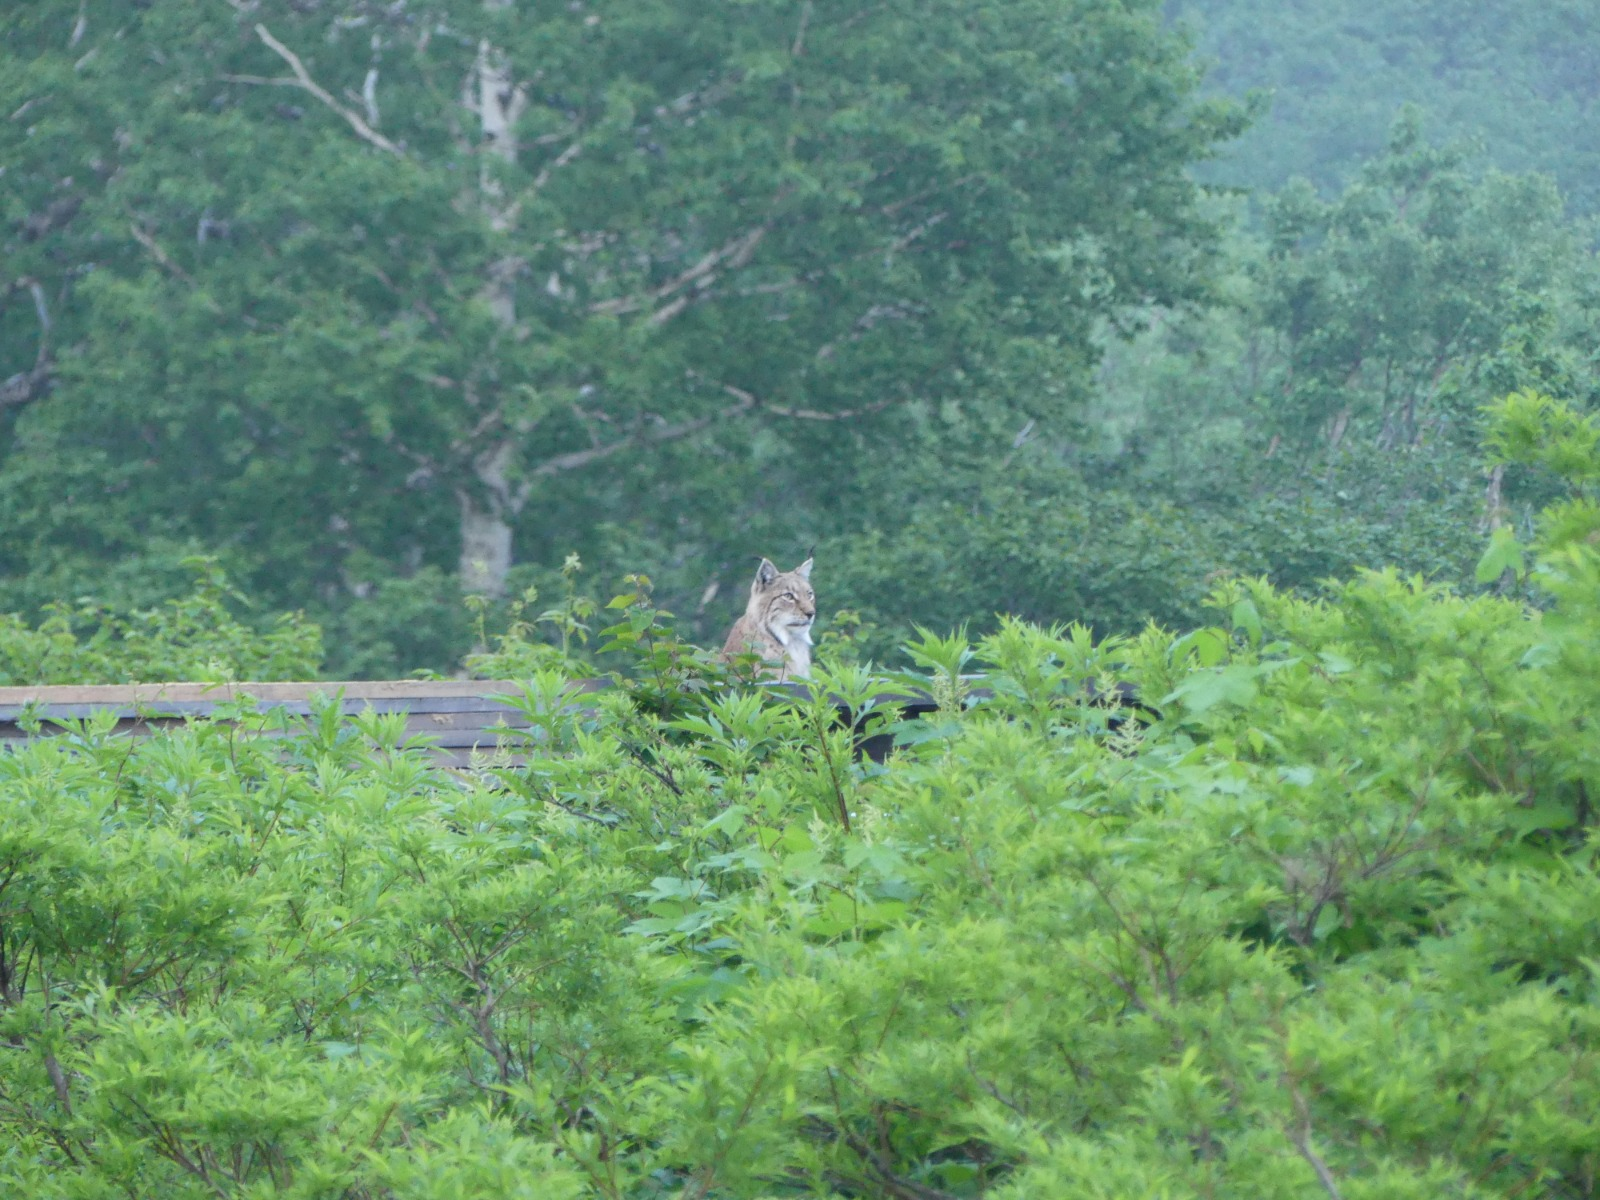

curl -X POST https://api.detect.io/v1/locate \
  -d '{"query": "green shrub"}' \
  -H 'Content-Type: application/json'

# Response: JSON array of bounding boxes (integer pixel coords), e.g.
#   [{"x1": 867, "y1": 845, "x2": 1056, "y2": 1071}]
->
[
  {"x1": 0, "y1": 559, "x2": 321, "y2": 685},
  {"x1": 2, "y1": 403, "x2": 1596, "y2": 1198}
]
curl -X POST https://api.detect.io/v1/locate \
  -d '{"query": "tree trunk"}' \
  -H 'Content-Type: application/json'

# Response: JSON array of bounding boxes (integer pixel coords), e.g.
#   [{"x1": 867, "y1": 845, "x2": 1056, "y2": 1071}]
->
[
  {"x1": 457, "y1": 435, "x2": 519, "y2": 598},
  {"x1": 1481, "y1": 463, "x2": 1507, "y2": 533},
  {"x1": 455, "y1": 6, "x2": 525, "y2": 598},
  {"x1": 457, "y1": 489, "x2": 514, "y2": 598}
]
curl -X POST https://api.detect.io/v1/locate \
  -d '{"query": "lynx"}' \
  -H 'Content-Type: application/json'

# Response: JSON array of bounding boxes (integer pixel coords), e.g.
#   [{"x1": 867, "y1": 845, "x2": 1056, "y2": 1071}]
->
[{"x1": 720, "y1": 556, "x2": 815, "y2": 680}]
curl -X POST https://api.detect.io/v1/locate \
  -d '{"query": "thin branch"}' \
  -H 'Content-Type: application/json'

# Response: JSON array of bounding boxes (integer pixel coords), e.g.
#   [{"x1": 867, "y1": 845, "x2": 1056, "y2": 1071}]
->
[
  {"x1": 791, "y1": 1, "x2": 813, "y2": 56},
  {"x1": 361, "y1": 66, "x2": 380, "y2": 129},
  {"x1": 247, "y1": 24, "x2": 405, "y2": 156},
  {"x1": 130, "y1": 222, "x2": 233, "y2": 322},
  {"x1": 1287, "y1": 1080, "x2": 1345, "y2": 1200},
  {"x1": 129, "y1": 224, "x2": 197, "y2": 285},
  {"x1": 589, "y1": 224, "x2": 770, "y2": 318},
  {"x1": 9, "y1": 96, "x2": 50, "y2": 122},
  {"x1": 496, "y1": 140, "x2": 585, "y2": 230},
  {"x1": 44, "y1": 1051, "x2": 72, "y2": 1114},
  {"x1": 531, "y1": 139, "x2": 582, "y2": 191},
  {"x1": 464, "y1": 367, "x2": 903, "y2": 502},
  {"x1": 878, "y1": 172, "x2": 978, "y2": 217},
  {"x1": 687, "y1": 371, "x2": 895, "y2": 422},
  {"x1": 24, "y1": 280, "x2": 50, "y2": 364},
  {"x1": 520, "y1": 386, "x2": 758, "y2": 487},
  {"x1": 885, "y1": 211, "x2": 948, "y2": 255},
  {"x1": 0, "y1": 279, "x2": 54, "y2": 409}
]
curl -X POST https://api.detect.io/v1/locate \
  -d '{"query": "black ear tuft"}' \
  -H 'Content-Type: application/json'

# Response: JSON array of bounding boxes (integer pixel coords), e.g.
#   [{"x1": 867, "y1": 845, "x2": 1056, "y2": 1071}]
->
[{"x1": 753, "y1": 557, "x2": 779, "y2": 589}]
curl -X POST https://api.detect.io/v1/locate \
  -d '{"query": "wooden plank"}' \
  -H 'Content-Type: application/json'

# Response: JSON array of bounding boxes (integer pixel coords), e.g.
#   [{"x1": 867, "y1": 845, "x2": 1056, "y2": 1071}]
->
[
  {"x1": 0, "y1": 677, "x2": 1155, "y2": 769},
  {"x1": 0, "y1": 725, "x2": 530, "y2": 754},
  {"x1": 0, "y1": 696, "x2": 547, "y2": 722},
  {"x1": 0, "y1": 679, "x2": 579, "y2": 707}
]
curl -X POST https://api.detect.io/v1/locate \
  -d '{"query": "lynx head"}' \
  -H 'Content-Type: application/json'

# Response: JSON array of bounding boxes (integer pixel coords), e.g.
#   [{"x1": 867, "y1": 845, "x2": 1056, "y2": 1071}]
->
[{"x1": 749, "y1": 556, "x2": 815, "y2": 643}]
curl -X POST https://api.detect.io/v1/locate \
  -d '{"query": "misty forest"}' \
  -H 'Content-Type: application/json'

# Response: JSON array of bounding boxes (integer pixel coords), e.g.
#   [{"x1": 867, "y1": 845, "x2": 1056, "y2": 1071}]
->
[{"x1": 2, "y1": 2, "x2": 1599, "y2": 1197}]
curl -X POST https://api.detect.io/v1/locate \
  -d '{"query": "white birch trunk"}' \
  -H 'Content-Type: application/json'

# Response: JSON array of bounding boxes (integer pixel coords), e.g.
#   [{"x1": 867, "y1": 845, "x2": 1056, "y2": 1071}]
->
[
  {"x1": 457, "y1": 442, "x2": 517, "y2": 597},
  {"x1": 456, "y1": 7, "x2": 526, "y2": 598}
]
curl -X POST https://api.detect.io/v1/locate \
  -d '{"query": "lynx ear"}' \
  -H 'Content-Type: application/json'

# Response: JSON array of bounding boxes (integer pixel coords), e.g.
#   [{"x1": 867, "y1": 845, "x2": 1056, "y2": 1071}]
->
[
  {"x1": 753, "y1": 558, "x2": 779, "y2": 590},
  {"x1": 793, "y1": 557, "x2": 813, "y2": 580}
]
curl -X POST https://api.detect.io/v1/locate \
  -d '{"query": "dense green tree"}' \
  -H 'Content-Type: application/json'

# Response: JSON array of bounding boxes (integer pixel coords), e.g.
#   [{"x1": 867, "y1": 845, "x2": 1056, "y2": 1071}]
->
[
  {"x1": 0, "y1": 0, "x2": 1241, "y2": 663},
  {"x1": 1253, "y1": 113, "x2": 1590, "y2": 452},
  {"x1": 1056, "y1": 121, "x2": 1600, "y2": 625}
]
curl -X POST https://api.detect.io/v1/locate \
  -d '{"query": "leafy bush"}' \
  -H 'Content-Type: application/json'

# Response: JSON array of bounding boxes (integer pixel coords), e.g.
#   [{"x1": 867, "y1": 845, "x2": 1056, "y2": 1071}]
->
[
  {"x1": 0, "y1": 559, "x2": 322, "y2": 685},
  {"x1": 3, "y1": 392, "x2": 1599, "y2": 1196}
]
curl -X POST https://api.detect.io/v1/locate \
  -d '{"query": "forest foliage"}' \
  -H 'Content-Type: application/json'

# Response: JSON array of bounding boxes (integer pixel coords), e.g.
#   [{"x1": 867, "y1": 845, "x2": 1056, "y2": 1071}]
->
[
  {"x1": 3, "y1": 2, "x2": 1599, "y2": 1186},
  {"x1": 0, "y1": 394, "x2": 1597, "y2": 1197},
  {"x1": 4, "y1": 1, "x2": 1595, "y2": 675},
  {"x1": 1170, "y1": 0, "x2": 1600, "y2": 213}
]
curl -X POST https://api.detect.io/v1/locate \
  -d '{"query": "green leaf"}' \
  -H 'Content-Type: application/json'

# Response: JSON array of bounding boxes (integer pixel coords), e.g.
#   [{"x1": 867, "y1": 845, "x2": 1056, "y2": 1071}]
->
[{"x1": 1475, "y1": 526, "x2": 1526, "y2": 583}]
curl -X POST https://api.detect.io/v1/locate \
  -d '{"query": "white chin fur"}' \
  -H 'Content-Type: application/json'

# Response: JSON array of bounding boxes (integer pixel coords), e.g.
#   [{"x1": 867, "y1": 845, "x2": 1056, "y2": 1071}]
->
[{"x1": 770, "y1": 619, "x2": 814, "y2": 649}]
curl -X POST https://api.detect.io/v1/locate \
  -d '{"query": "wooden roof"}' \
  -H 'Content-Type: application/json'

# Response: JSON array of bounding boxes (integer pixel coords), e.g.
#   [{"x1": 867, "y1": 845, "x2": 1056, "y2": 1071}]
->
[
  {"x1": 0, "y1": 679, "x2": 569, "y2": 770},
  {"x1": 0, "y1": 678, "x2": 1149, "y2": 769}
]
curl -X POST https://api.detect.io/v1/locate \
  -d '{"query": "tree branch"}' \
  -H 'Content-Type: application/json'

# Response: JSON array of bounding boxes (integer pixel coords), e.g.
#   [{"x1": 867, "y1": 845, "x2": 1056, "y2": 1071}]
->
[
  {"x1": 531, "y1": 140, "x2": 582, "y2": 191},
  {"x1": 129, "y1": 223, "x2": 231, "y2": 320},
  {"x1": 589, "y1": 224, "x2": 770, "y2": 319},
  {"x1": 464, "y1": 366, "x2": 902, "y2": 505},
  {"x1": 245, "y1": 24, "x2": 405, "y2": 157},
  {"x1": 791, "y1": 1, "x2": 814, "y2": 56},
  {"x1": 519, "y1": 386, "x2": 758, "y2": 491},
  {"x1": 0, "y1": 364, "x2": 50, "y2": 411},
  {"x1": 129, "y1": 224, "x2": 197, "y2": 285},
  {"x1": 1286, "y1": 1079, "x2": 1345, "y2": 1200},
  {"x1": 686, "y1": 370, "x2": 896, "y2": 421},
  {"x1": 0, "y1": 278, "x2": 54, "y2": 410}
]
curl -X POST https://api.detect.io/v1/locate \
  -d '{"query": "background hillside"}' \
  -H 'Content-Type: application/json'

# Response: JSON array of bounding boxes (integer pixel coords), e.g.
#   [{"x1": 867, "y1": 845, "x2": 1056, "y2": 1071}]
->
[{"x1": 1171, "y1": 0, "x2": 1600, "y2": 214}]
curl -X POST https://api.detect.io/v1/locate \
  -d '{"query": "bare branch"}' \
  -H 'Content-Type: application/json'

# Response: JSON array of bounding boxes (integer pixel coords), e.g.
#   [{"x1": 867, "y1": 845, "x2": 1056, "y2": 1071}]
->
[
  {"x1": 250, "y1": 24, "x2": 405, "y2": 157},
  {"x1": 886, "y1": 211, "x2": 948, "y2": 255},
  {"x1": 791, "y1": 1, "x2": 813, "y2": 56},
  {"x1": 648, "y1": 293, "x2": 693, "y2": 325},
  {"x1": 25, "y1": 280, "x2": 51, "y2": 361},
  {"x1": 475, "y1": 365, "x2": 902, "y2": 502},
  {"x1": 44, "y1": 1051, "x2": 72, "y2": 1113},
  {"x1": 686, "y1": 370, "x2": 897, "y2": 421},
  {"x1": 129, "y1": 224, "x2": 197, "y2": 286},
  {"x1": 589, "y1": 224, "x2": 770, "y2": 319},
  {"x1": 520, "y1": 387, "x2": 758, "y2": 488},
  {"x1": 68, "y1": 1, "x2": 87, "y2": 49},
  {"x1": 531, "y1": 139, "x2": 582, "y2": 191},
  {"x1": 9, "y1": 96, "x2": 50, "y2": 122},
  {"x1": 1287, "y1": 1080, "x2": 1345, "y2": 1200},
  {"x1": 130, "y1": 224, "x2": 228, "y2": 318},
  {"x1": 498, "y1": 140, "x2": 585, "y2": 230},
  {"x1": 879, "y1": 172, "x2": 979, "y2": 217},
  {"x1": 1, "y1": 277, "x2": 54, "y2": 409},
  {"x1": 362, "y1": 67, "x2": 380, "y2": 129}
]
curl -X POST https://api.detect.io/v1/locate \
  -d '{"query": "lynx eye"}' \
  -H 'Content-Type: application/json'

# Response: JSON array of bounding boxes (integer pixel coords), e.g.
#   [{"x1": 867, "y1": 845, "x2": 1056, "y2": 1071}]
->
[{"x1": 781, "y1": 591, "x2": 795, "y2": 600}]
